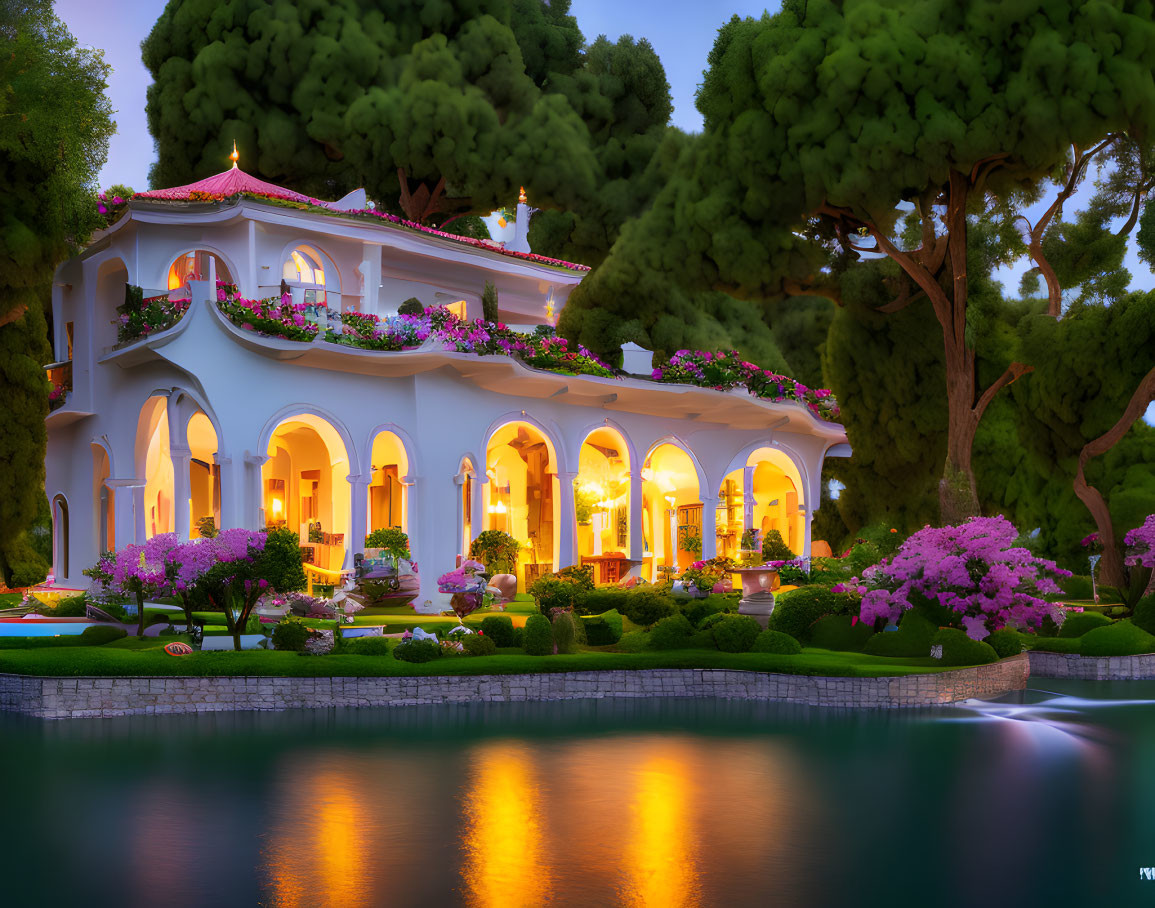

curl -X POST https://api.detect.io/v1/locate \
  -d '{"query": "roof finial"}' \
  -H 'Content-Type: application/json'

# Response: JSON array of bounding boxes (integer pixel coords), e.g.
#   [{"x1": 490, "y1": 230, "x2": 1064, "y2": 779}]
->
[
  {"x1": 518, "y1": 186, "x2": 527, "y2": 204},
  {"x1": 230, "y1": 140, "x2": 239, "y2": 169}
]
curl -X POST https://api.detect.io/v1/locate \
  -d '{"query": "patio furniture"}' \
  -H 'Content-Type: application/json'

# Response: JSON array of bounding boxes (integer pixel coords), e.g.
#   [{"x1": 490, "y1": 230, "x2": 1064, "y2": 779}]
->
[{"x1": 580, "y1": 553, "x2": 634, "y2": 585}]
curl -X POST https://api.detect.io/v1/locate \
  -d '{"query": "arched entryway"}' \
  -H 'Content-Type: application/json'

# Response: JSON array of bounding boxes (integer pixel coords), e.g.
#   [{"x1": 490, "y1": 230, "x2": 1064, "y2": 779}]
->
[
  {"x1": 262, "y1": 414, "x2": 352, "y2": 571},
  {"x1": 187, "y1": 411, "x2": 220, "y2": 537},
  {"x1": 575, "y1": 427, "x2": 631, "y2": 584},
  {"x1": 92, "y1": 443, "x2": 114, "y2": 553},
  {"x1": 485, "y1": 422, "x2": 558, "y2": 589},
  {"x1": 52, "y1": 494, "x2": 69, "y2": 581},
  {"x1": 367, "y1": 430, "x2": 409, "y2": 536},
  {"x1": 641, "y1": 442, "x2": 701, "y2": 581},
  {"x1": 136, "y1": 395, "x2": 174, "y2": 539},
  {"x1": 716, "y1": 447, "x2": 806, "y2": 558},
  {"x1": 458, "y1": 457, "x2": 476, "y2": 560}
]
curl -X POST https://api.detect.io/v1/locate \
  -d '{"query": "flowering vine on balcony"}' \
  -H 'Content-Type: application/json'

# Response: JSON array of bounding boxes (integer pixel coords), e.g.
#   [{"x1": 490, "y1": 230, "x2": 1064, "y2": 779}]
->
[
  {"x1": 654, "y1": 349, "x2": 841, "y2": 421},
  {"x1": 216, "y1": 283, "x2": 319, "y2": 342},
  {"x1": 116, "y1": 285, "x2": 190, "y2": 344}
]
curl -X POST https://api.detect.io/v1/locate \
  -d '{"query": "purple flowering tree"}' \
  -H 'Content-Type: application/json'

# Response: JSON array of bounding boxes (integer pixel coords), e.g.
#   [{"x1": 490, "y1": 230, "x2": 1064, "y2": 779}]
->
[
  {"x1": 1124, "y1": 515, "x2": 1155, "y2": 600},
  {"x1": 99, "y1": 534, "x2": 179, "y2": 637},
  {"x1": 192, "y1": 529, "x2": 271, "y2": 651},
  {"x1": 837, "y1": 516, "x2": 1070, "y2": 641}
]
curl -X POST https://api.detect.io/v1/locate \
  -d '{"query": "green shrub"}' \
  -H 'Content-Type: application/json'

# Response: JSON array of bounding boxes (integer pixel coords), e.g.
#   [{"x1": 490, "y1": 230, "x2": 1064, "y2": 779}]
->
[
  {"x1": 1058, "y1": 612, "x2": 1113, "y2": 638},
  {"x1": 0, "y1": 533, "x2": 49, "y2": 588},
  {"x1": 523, "y1": 614, "x2": 554, "y2": 655},
  {"x1": 581, "y1": 588, "x2": 631, "y2": 615},
  {"x1": 482, "y1": 280, "x2": 499, "y2": 322},
  {"x1": 529, "y1": 575, "x2": 589, "y2": 615},
  {"x1": 398, "y1": 297, "x2": 424, "y2": 316},
  {"x1": 551, "y1": 610, "x2": 580, "y2": 654},
  {"x1": 615, "y1": 629, "x2": 649, "y2": 652},
  {"x1": 463, "y1": 633, "x2": 497, "y2": 657},
  {"x1": 1079, "y1": 620, "x2": 1155, "y2": 657},
  {"x1": 479, "y1": 615, "x2": 515, "y2": 647},
  {"x1": 393, "y1": 640, "x2": 442, "y2": 662},
  {"x1": 932, "y1": 628, "x2": 999, "y2": 666},
  {"x1": 344, "y1": 636, "x2": 392, "y2": 656},
  {"x1": 751, "y1": 629, "x2": 802, "y2": 654},
  {"x1": 583, "y1": 608, "x2": 624, "y2": 646},
  {"x1": 1025, "y1": 635, "x2": 1082, "y2": 653},
  {"x1": 45, "y1": 596, "x2": 87, "y2": 617},
  {"x1": 260, "y1": 527, "x2": 308, "y2": 592},
  {"x1": 863, "y1": 609, "x2": 937, "y2": 658},
  {"x1": 761, "y1": 529, "x2": 795, "y2": 561},
  {"x1": 806, "y1": 615, "x2": 874, "y2": 652},
  {"x1": 847, "y1": 542, "x2": 883, "y2": 575},
  {"x1": 1058, "y1": 574, "x2": 1095, "y2": 601},
  {"x1": 244, "y1": 614, "x2": 263, "y2": 635},
  {"x1": 985, "y1": 629, "x2": 1023, "y2": 659},
  {"x1": 767, "y1": 586, "x2": 859, "y2": 642},
  {"x1": 469, "y1": 530, "x2": 522, "y2": 574},
  {"x1": 648, "y1": 614, "x2": 694, "y2": 650},
  {"x1": 697, "y1": 611, "x2": 728, "y2": 632},
  {"x1": 512, "y1": 627, "x2": 525, "y2": 648},
  {"x1": 713, "y1": 615, "x2": 762, "y2": 653},
  {"x1": 683, "y1": 596, "x2": 728, "y2": 629},
  {"x1": 620, "y1": 589, "x2": 675, "y2": 626},
  {"x1": 80, "y1": 625, "x2": 126, "y2": 645},
  {"x1": 1131, "y1": 594, "x2": 1155, "y2": 636},
  {"x1": 271, "y1": 617, "x2": 310, "y2": 652}
]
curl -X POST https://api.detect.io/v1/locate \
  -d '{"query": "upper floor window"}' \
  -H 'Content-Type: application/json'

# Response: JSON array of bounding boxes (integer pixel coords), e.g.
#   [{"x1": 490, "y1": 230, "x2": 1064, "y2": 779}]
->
[
  {"x1": 168, "y1": 251, "x2": 233, "y2": 295},
  {"x1": 282, "y1": 245, "x2": 336, "y2": 307}
]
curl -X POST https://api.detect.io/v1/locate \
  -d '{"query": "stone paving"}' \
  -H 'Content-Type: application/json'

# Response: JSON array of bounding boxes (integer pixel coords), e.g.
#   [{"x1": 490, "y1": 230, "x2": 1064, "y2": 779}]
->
[{"x1": 0, "y1": 655, "x2": 1031, "y2": 719}]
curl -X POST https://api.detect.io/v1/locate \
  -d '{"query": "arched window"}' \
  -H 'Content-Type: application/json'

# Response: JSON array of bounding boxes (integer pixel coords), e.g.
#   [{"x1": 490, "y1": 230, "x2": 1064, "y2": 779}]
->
[
  {"x1": 167, "y1": 250, "x2": 233, "y2": 292},
  {"x1": 282, "y1": 245, "x2": 337, "y2": 307}
]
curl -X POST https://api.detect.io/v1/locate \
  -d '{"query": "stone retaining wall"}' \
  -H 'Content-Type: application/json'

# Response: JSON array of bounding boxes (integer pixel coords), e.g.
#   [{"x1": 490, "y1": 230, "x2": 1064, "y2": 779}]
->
[
  {"x1": 0, "y1": 655, "x2": 1029, "y2": 719},
  {"x1": 1028, "y1": 650, "x2": 1155, "y2": 681}
]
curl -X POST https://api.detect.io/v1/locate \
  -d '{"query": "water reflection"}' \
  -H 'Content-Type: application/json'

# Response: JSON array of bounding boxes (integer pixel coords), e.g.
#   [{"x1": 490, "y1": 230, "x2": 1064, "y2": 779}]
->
[
  {"x1": 462, "y1": 741, "x2": 551, "y2": 907},
  {"x1": 623, "y1": 753, "x2": 699, "y2": 907}
]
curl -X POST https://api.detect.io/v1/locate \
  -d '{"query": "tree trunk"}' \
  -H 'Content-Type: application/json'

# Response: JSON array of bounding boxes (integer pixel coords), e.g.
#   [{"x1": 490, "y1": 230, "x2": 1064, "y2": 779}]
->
[{"x1": 135, "y1": 590, "x2": 146, "y2": 638}]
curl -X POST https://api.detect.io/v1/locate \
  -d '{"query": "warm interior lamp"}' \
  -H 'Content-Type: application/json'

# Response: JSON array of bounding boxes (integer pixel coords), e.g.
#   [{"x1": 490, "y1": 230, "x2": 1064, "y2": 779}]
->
[
  {"x1": 664, "y1": 495, "x2": 677, "y2": 508},
  {"x1": 488, "y1": 501, "x2": 508, "y2": 514},
  {"x1": 271, "y1": 497, "x2": 283, "y2": 516}
]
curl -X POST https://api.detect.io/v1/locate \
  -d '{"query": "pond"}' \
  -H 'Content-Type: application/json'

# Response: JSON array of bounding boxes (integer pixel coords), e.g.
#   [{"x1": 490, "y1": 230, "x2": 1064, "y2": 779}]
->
[{"x1": 2, "y1": 681, "x2": 1154, "y2": 907}]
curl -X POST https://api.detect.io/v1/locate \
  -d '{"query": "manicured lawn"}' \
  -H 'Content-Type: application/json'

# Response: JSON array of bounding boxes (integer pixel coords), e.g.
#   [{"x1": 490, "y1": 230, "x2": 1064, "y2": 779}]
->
[
  {"x1": 0, "y1": 592, "x2": 24, "y2": 609},
  {"x1": 0, "y1": 635, "x2": 960, "y2": 678}
]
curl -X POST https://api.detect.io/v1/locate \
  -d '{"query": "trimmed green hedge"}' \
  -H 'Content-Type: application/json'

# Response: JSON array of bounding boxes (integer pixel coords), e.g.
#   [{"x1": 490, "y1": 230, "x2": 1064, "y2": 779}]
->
[
  {"x1": 583, "y1": 609, "x2": 624, "y2": 646},
  {"x1": 806, "y1": 615, "x2": 874, "y2": 652},
  {"x1": 984, "y1": 629, "x2": 1022, "y2": 659},
  {"x1": 1132, "y1": 595, "x2": 1155, "y2": 636},
  {"x1": 712, "y1": 615, "x2": 762, "y2": 653},
  {"x1": 524, "y1": 614, "x2": 554, "y2": 656},
  {"x1": 649, "y1": 614, "x2": 694, "y2": 650},
  {"x1": 1057, "y1": 612, "x2": 1113, "y2": 638},
  {"x1": 344, "y1": 636, "x2": 392, "y2": 656},
  {"x1": 1079, "y1": 620, "x2": 1155, "y2": 657},
  {"x1": 79, "y1": 625, "x2": 127, "y2": 645},
  {"x1": 767, "y1": 586, "x2": 859, "y2": 642},
  {"x1": 863, "y1": 609, "x2": 936, "y2": 658},
  {"x1": 479, "y1": 615, "x2": 515, "y2": 647},
  {"x1": 751, "y1": 630, "x2": 801, "y2": 654},
  {"x1": 932, "y1": 628, "x2": 998, "y2": 666}
]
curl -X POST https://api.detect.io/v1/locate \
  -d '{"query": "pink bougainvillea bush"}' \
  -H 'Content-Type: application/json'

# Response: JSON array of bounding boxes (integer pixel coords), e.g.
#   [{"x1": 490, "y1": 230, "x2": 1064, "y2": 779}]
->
[
  {"x1": 1124, "y1": 515, "x2": 1155, "y2": 570},
  {"x1": 834, "y1": 516, "x2": 1071, "y2": 640},
  {"x1": 653, "y1": 349, "x2": 840, "y2": 421},
  {"x1": 216, "y1": 282, "x2": 319, "y2": 342}
]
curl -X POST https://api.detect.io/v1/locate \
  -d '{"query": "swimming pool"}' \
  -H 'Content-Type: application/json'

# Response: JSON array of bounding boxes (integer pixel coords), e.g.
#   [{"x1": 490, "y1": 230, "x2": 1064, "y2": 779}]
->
[{"x1": 0, "y1": 618, "x2": 96, "y2": 637}]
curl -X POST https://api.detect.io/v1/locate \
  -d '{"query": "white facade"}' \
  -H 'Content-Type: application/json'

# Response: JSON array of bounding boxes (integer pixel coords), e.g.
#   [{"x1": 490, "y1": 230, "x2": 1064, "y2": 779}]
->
[{"x1": 46, "y1": 197, "x2": 849, "y2": 609}]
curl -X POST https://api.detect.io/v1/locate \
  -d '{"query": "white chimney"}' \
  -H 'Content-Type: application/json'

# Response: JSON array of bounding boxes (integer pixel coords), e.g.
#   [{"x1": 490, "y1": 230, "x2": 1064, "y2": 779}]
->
[{"x1": 508, "y1": 186, "x2": 532, "y2": 253}]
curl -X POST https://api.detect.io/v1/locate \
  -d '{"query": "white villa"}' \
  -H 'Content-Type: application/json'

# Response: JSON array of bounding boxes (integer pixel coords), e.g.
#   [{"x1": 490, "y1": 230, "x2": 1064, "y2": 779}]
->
[{"x1": 44, "y1": 160, "x2": 850, "y2": 609}]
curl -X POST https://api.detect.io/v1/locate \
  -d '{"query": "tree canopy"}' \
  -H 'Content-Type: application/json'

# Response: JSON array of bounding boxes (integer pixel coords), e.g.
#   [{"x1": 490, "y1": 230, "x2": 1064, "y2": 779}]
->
[
  {"x1": 0, "y1": 0, "x2": 113, "y2": 585},
  {"x1": 143, "y1": 0, "x2": 673, "y2": 236}
]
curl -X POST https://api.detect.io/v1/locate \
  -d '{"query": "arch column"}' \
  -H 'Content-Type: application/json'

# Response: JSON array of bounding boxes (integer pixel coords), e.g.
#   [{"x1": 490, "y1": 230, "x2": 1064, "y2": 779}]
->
[
  {"x1": 742, "y1": 465, "x2": 756, "y2": 533},
  {"x1": 700, "y1": 494, "x2": 718, "y2": 561},
  {"x1": 132, "y1": 484, "x2": 146, "y2": 543},
  {"x1": 347, "y1": 474, "x2": 370, "y2": 562},
  {"x1": 453, "y1": 465, "x2": 475, "y2": 559},
  {"x1": 214, "y1": 454, "x2": 243, "y2": 530},
  {"x1": 240, "y1": 453, "x2": 267, "y2": 530},
  {"x1": 471, "y1": 473, "x2": 486, "y2": 547},
  {"x1": 801, "y1": 505, "x2": 813, "y2": 563},
  {"x1": 556, "y1": 470, "x2": 578, "y2": 570},
  {"x1": 414, "y1": 472, "x2": 457, "y2": 612},
  {"x1": 170, "y1": 445, "x2": 192, "y2": 539},
  {"x1": 628, "y1": 467, "x2": 643, "y2": 567}
]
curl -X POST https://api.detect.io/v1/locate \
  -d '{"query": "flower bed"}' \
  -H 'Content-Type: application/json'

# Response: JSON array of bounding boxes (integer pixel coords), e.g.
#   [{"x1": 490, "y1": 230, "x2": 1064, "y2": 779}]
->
[
  {"x1": 216, "y1": 282, "x2": 319, "y2": 342},
  {"x1": 654, "y1": 349, "x2": 840, "y2": 420},
  {"x1": 117, "y1": 285, "x2": 190, "y2": 344}
]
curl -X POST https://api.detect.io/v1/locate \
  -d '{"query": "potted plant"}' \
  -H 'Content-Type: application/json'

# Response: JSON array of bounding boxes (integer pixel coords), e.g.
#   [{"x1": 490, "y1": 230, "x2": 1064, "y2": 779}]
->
[
  {"x1": 677, "y1": 562, "x2": 724, "y2": 597},
  {"x1": 364, "y1": 527, "x2": 411, "y2": 590},
  {"x1": 469, "y1": 530, "x2": 521, "y2": 575}
]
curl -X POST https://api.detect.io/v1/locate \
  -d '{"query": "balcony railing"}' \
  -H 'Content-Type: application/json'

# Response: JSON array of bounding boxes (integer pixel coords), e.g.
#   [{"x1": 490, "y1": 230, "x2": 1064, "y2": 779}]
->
[{"x1": 45, "y1": 360, "x2": 72, "y2": 411}]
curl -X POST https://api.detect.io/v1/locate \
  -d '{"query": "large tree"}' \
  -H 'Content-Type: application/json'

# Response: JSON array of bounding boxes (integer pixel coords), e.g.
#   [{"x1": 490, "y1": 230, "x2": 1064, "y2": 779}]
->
[
  {"x1": 143, "y1": 0, "x2": 674, "y2": 234},
  {"x1": 0, "y1": 0, "x2": 113, "y2": 585},
  {"x1": 563, "y1": 1, "x2": 1155, "y2": 522}
]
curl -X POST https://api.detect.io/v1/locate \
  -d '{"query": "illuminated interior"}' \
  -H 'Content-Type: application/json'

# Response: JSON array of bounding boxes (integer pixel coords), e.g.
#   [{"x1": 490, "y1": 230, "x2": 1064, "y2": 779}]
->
[
  {"x1": 575, "y1": 427, "x2": 631, "y2": 581},
  {"x1": 166, "y1": 250, "x2": 233, "y2": 292},
  {"x1": 263, "y1": 414, "x2": 351, "y2": 569},
  {"x1": 367, "y1": 431, "x2": 408, "y2": 535},
  {"x1": 485, "y1": 422, "x2": 556, "y2": 587},
  {"x1": 281, "y1": 244, "x2": 336, "y2": 307},
  {"x1": 715, "y1": 447, "x2": 805, "y2": 557},
  {"x1": 460, "y1": 457, "x2": 475, "y2": 558},
  {"x1": 187, "y1": 411, "x2": 220, "y2": 537},
  {"x1": 641, "y1": 443, "x2": 700, "y2": 580},
  {"x1": 139, "y1": 396, "x2": 174, "y2": 539}
]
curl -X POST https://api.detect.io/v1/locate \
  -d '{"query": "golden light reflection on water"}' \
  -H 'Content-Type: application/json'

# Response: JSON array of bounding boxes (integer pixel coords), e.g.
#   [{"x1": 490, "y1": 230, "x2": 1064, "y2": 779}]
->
[
  {"x1": 462, "y1": 741, "x2": 551, "y2": 908},
  {"x1": 266, "y1": 773, "x2": 370, "y2": 908},
  {"x1": 622, "y1": 753, "x2": 700, "y2": 908}
]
